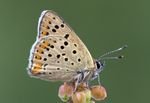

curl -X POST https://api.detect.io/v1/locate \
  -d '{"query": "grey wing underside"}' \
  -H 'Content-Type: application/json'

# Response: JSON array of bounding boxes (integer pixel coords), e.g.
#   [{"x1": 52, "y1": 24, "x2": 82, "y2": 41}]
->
[{"x1": 27, "y1": 10, "x2": 95, "y2": 82}]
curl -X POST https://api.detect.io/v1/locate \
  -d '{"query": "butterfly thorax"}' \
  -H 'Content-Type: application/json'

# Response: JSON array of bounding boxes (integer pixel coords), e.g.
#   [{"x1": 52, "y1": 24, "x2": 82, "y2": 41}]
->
[{"x1": 73, "y1": 60, "x2": 104, "y2": 84}]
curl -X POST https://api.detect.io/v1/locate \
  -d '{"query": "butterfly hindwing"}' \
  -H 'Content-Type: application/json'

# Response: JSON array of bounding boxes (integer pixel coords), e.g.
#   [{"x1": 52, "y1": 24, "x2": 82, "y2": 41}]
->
[{"x1": 28, "y1": 36, "x2": 84, "y2": 81}]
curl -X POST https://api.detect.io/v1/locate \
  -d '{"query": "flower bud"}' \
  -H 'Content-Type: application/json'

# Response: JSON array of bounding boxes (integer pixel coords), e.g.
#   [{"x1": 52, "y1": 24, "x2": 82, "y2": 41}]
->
[
  {"x1": 58, "y1": 82, "x2": 73, "y2": 102},
  {"x1": 90, "y1": 85, "x2": 107, "y2": 101},
  {"x1": 72, "y1": 89, "x2": 91, "y2": 103}
]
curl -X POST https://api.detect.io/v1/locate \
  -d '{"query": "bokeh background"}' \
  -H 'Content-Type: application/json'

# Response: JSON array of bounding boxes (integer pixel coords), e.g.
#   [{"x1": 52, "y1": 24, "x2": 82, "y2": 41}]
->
[{"x1": 0, "y1": 0, "x2": 149, "y2": 103}]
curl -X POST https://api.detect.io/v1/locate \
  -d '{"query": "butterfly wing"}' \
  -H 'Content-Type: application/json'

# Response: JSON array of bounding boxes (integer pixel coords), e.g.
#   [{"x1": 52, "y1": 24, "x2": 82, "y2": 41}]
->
[{"x1": 27, "y1": 10, "x2": 95, "y2": 81}]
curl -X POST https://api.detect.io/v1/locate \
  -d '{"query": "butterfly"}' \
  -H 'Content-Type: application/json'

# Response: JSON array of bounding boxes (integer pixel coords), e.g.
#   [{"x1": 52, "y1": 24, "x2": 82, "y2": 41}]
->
[{"x1": 27, "y1": 10, "x2": 126, "y2": 85}]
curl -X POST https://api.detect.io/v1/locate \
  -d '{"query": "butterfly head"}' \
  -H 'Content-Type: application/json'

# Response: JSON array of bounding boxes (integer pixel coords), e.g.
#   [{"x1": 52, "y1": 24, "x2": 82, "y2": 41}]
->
[
  {"x1": 95, "y1": 60, "x2": 105, "y2": 73},
  {"x1": 90, "y1": 60, "x2": 105, "y2": 80},
  {"x1": 91, "y1": 45, "x2": 127, "y2": 80}
]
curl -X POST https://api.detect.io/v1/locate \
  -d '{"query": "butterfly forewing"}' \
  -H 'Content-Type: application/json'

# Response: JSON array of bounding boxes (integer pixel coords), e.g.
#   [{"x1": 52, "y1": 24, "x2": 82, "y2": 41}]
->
[{"x1": 28, "y1": 10, "x2": 95, "y2": 82}]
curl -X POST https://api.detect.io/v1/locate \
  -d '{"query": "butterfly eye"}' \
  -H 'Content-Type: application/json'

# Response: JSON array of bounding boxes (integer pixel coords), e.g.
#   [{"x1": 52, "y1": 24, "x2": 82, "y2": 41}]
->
[{"x1": 96, "y1": 61, "x2": 101, "y2": 69}]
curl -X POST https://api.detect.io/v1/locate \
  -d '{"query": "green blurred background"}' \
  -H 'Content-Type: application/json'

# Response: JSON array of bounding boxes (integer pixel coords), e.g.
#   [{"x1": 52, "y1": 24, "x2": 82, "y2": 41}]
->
[{"x1": 0, "y1": 0, "x2": 149, "y2": 103}]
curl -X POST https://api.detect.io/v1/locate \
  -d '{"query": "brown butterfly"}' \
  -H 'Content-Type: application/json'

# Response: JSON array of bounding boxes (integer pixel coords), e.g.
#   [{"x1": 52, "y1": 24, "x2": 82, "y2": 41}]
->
[{"x1": 27, "y1": 10, "x2": 127, "y2": 85}]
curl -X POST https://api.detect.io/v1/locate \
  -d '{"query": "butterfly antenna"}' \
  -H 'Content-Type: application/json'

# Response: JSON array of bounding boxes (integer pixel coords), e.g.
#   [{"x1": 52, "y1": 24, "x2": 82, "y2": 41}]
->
[{"x1": 98, "y1": 45, "x2": 127, "y2": 60}]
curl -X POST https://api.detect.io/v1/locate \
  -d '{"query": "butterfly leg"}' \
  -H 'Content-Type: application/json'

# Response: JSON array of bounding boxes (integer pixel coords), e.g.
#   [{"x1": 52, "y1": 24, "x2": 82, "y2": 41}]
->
[{"x1": 74, "y1": 75, "x2": 80, "y2": 92}]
